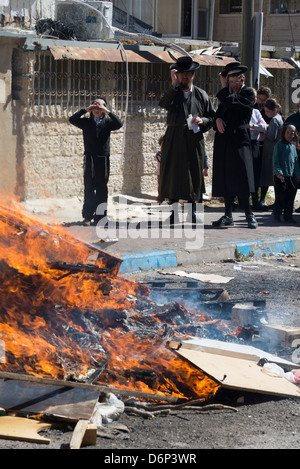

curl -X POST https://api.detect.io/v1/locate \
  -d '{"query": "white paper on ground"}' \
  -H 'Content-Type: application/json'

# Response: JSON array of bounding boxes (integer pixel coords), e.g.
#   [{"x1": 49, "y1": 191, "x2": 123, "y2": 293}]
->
[{"x1": 163, "y1": 270, "x2": 234, "y2": 284}]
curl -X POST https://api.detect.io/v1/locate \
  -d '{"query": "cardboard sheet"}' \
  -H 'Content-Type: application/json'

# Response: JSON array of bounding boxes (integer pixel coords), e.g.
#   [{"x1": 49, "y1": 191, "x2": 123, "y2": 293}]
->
[{"x1": 173, "y1": 338, "x2": 300, "y2": 398}]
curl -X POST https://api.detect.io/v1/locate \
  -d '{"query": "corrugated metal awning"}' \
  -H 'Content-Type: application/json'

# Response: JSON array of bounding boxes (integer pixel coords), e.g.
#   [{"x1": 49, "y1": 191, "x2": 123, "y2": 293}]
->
[
  {"x1": 48, "y1": 45, "x2": 235, "y2": 67},
  {"x1": 48, "y1": 45, "x2": 295, "y2": 70},
  {"x1": 261, "y1": 58, "x2": 294, "y2": 69},
  {"x1": 49, "y1": 46, "x2": 173, "y2": 63}
]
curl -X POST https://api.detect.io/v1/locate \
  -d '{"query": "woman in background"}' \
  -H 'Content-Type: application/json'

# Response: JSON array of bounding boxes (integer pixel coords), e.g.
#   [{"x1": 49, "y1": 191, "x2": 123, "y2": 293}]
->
[{"x1": 259, "y1": 98, "x2": 283, "y2": 209}]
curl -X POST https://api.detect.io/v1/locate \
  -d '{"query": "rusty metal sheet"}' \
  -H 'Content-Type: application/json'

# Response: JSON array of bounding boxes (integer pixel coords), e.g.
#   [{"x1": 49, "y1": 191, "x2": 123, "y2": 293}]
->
[
  {"x1": 49, "y1": 46, "x2": 293, "y2": 70},
  {"x1": 49, "y1": 46, "x2": 235, "y2": 67},
  {"x1": 49, "y1": 46, "x2": 175, "y2": 63},
  {"x1": 261, "y1": 58, "x2": 294, "y2": 69},
  {"x1": 192, "y1": 55, "x2": 236, "y2": 67}
]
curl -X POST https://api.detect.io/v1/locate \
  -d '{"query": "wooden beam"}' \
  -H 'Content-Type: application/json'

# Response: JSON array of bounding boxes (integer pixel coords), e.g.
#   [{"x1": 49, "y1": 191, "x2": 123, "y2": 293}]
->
[
  {"x1": 70, "y1": 420, "x2": 89, "y2": 449},
  {"x1": 0, "y1": 371, "x2": 179, "y2": 403}
]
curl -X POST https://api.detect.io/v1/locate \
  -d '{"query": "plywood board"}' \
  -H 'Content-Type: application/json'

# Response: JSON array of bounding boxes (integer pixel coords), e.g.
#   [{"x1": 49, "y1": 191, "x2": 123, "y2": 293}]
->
[
  {"x1": 0, "y1": 416, "x2": 52, "y2": 444},
  {"x1": 179, "y1": 338, "x2": 300, "y2": 368},
  {"x1": 174, "y1": 339, "x2": 300, "y2": 398},
  {"x1": 0, "y1": 380, "x2": 100, "y2": 421}
]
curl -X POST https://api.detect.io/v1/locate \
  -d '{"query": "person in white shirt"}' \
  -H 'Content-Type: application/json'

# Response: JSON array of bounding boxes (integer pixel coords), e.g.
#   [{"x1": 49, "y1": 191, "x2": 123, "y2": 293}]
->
[{"x1": 249, "y1": 89, "x2": 267, "y2": 210}]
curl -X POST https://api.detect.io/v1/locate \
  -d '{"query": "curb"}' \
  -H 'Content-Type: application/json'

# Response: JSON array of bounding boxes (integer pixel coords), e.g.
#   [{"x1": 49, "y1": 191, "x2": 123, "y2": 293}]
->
[
  {"x1": 118, "y1": 250, "x2": 178, "y2": 273},
  {"x1": 234, "y1": 238, "x2": 299, "y2": 258},
  {"x1": 118, "y1": 236, "x2": 300, "y2": 273}
]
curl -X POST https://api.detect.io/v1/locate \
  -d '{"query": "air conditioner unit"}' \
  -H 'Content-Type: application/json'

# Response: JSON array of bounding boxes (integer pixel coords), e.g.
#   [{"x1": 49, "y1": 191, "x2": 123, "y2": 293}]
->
[{"x1": 56, "y1": 1, "x2": 113, "y2": 41}]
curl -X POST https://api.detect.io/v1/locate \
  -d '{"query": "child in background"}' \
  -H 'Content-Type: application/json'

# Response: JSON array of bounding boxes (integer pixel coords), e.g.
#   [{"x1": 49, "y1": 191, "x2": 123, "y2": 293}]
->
[
  {"x1": 273, "y1": 124, "x2": 300, "y2": 223},
  {"x1": 260, "y1": 98, "x2": 283, "y2": 209},
  {"x1": 155, "y1": 135, "x2": 164, "y2": 203}
]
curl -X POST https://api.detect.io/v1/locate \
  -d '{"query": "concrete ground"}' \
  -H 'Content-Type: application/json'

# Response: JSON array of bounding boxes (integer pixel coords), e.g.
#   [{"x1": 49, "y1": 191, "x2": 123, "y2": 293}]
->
[{"x1": 22, "y1": 188, "x2": 300, "y2": 274}]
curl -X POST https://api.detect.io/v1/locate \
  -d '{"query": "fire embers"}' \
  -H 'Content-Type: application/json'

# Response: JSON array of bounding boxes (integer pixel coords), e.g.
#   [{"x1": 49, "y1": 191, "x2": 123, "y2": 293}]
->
[{"x1": 0, "y1": 203, "x2": 219, "y2": 400}]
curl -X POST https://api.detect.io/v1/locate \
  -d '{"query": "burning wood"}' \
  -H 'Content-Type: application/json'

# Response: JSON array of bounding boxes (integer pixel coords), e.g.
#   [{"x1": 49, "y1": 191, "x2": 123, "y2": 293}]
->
[{"x1": 0, "y1": 203, "x2": 220, "y2": 401}]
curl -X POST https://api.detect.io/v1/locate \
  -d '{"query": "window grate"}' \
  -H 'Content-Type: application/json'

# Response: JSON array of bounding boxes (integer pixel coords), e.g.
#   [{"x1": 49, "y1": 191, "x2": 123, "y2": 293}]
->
[{"x1": 25, "y1": 51, "x2": 224, "y2": 118}]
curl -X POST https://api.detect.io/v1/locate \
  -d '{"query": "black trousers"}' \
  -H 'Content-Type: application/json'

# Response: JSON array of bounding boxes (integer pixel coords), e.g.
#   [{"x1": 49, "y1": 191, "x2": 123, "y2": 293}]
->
[
  {"x1": 82, "y1": 155, "x2": 110, "y2": 222},
  {"x1": 273, "y1": 175, "x2": 297, "y2": 220},
  {"x1": 251, "y1": 140, "x2": 261, "y2": 205}
]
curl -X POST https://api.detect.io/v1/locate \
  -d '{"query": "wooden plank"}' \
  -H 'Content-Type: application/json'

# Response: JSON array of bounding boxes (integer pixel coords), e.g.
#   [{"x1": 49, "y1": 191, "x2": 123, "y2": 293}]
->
[
  {"x1": 0, "y1": 380, "x2": 100, "y2": 421},
  {"x1": 82, "y1": 424, "x2": 97, "y2": 447},
  {"x1": 170, "y1": 338, "x2": 300, "y2": 368},
  {"x1": 169, "y1": 340, "x2": 260, "y2": 362},
  {"x1": 0, "y1": 416, "x2": 52, "y2": 444},
  {"x1": 70, "y1": 420, "x2": 89, "y2": 449},
  {"x1": 0, "y1": 371, "x2": 179, "y2": 403}
]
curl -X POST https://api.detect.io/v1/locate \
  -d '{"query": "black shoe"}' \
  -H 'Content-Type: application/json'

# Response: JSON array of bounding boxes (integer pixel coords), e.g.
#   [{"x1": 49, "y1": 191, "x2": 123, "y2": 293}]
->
[
  {"x1": 284, "y1": 217, "x2": 297, "y2": 224},
  {"x1": 246, "y1": 214, "x2": 258, "y2": 229},
  {"x1": 169, "y1": 211, "x2": 175, "y2": 225},
  {"x1": 212, "y1": 216, "x2": 234, "y2": 227},
  {"x1": 257, "y1": 203, "x2": 269, "y2": 211},
  {"x1": 252, "y1": 204, "x2": 264, "y2": 211},
  {"x1": 295, "y1": 207, "x2": 300, "y2": 213},
  {"x1": 272, "y1": 213, "x2": 281, "y2": 223}
]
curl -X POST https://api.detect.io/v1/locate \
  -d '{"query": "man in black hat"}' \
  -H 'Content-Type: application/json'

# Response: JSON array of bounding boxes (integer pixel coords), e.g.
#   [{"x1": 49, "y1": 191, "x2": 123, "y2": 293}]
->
[
  {"x1": 211, "y1": 62, "x2": 257, "y2": 229},
  {"x1": 159, "y1": 56, "x2": 215, "y2": 224}
]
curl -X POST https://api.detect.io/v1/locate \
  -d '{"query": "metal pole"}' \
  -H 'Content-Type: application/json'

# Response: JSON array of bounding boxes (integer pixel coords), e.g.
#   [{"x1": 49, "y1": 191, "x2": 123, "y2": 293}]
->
[
  {"x1": 209, "y1": 0, "x2": 215, "y2": 42},
  {"x1": 253, "y1": 10, "x2": 263, "y2": 89},
  {"x1": 241, "y1": 0, "x2": 255, "y2": 87}
]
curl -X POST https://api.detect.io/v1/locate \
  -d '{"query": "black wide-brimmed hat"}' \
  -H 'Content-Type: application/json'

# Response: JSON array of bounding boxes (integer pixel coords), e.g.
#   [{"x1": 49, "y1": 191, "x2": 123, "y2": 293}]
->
[
  {"x1": 221, "y1": 61, "x2": 248, "y2": 77},
  {"x1": 170, "y1": 56, "x2": 200, "y2": 72}
]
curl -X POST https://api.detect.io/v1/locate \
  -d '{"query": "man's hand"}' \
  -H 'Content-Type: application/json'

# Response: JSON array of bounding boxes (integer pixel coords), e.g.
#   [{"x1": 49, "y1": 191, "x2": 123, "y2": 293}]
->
[
  {"x1": 216, "y1": 117, "x2": 226, "y2": 134},
  {"x1": 192, "y1": 116, "x2": 203, "y2": 126},
  {"x1": 96, "y1": 102, "x2": 110, "y2": 114},
  {"x1": 219, "y1": 73, "x2": 228, "y2": 88},
  {"x1": 171, "y1": 69, "x2": 179, "y2": 88},
  {"x1": 86, "y1": 102, "x2": 110, "y2": 114}
]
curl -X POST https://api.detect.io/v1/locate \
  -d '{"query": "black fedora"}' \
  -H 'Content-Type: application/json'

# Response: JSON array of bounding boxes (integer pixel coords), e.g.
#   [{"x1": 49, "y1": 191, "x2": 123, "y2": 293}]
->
[
  {"x1": 170, "y1": 56, "x2": 200, "y2": 72},
  {"x1": 221, "y1": 61, "x2": 248, "y2": 77}
]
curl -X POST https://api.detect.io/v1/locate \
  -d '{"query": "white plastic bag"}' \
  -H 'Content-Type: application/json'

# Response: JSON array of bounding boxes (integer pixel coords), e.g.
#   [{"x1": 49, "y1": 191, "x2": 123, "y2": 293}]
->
[{"x1": 90, "y1": 393, "x2": 125, "y2": 426}]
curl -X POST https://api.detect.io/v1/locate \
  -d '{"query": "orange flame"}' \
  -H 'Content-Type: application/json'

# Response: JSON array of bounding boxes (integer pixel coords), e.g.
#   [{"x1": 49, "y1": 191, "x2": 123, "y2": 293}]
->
[{"x1": 0, "y1": 201, "x2": 220, "y2": 399}]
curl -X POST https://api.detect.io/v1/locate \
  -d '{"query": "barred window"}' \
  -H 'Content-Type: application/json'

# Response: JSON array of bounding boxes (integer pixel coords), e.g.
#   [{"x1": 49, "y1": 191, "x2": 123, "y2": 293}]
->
[
  {"x1": 25, "y1": 51, "x2": 222, "y2": 117},
  {"x1": 27, "y1": 51, "x2": 172, "y2": 117}
]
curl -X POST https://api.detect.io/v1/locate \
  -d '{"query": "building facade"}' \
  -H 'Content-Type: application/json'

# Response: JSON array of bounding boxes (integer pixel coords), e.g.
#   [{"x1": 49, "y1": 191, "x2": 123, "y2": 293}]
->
[
  {"x1": 0, "y1": 0, "x2": 299, "y2": 205},
  {"x1": 111, "y1": 0, "x2": 300, "y2": 47}
]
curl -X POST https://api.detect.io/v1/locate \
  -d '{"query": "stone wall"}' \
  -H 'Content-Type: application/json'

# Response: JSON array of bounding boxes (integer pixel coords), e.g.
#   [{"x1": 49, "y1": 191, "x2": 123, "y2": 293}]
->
[
  {"x1": 22, "y1": 114, "x2": 172, "y2": 200},
  {"x1": 21, "y1": 112, "x2": 216, "y2": 201}
]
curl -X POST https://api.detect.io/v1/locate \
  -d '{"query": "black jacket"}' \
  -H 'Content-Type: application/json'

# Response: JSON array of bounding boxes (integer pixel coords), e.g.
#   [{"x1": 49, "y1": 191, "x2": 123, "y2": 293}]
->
[
  {"x1": 69, "y1": 109, "x2": 123, "y2": 157},
  {"x1": 212, "y1": 85, "x2": 255, "y2": 197}
]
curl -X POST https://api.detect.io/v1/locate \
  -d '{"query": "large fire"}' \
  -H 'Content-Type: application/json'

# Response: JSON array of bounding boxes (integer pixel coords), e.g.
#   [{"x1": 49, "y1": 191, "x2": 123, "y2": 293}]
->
[{"x1": 0, "y1": 202, "x2": 220, "y2": 400}]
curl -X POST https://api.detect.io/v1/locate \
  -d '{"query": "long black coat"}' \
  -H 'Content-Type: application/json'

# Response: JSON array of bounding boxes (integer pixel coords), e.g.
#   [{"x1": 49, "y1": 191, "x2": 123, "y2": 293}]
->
[
  {"x1": 212, "y1": 86, "x2": 255, "y2": 198},
  {"x1": 159, "y1": 86, "x2": 215, "y2": 202}
]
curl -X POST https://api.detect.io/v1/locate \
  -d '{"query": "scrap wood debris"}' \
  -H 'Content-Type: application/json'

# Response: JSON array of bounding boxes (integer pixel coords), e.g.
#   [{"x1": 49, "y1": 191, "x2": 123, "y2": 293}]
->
[{"x1": 122, "y1": 397, "x2": 238, "y2": 419}]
